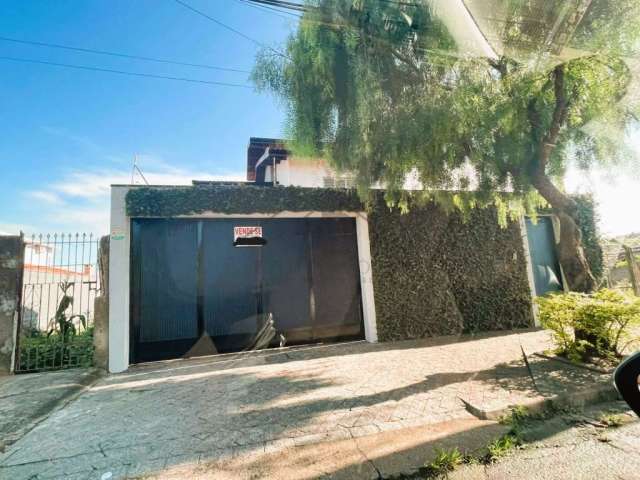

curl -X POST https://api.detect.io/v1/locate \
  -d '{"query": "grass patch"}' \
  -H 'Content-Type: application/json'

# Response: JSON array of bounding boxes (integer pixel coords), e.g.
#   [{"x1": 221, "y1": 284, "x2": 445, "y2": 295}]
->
[
  {"x1": 481, "y1": 406, "x2": 534, "y2": 465},
  {"x1": 482, "y1": 434, "x2": 520, "y2": 464},
  {"x1": 422, "y1": 447, "x2": 464, "y2": 478},
  {"x1": 598, "y1": 412, "x2": 625, "y2": 428}
]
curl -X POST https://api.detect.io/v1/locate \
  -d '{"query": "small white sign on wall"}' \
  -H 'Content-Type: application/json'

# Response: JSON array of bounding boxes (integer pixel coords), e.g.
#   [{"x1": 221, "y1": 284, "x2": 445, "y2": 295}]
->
[
  {"x1": 233, "y1": 226, "x2": 263, "y2": 242},
  {"x1": 111, "y1": 228, "x2": 125, "y2": 241}
]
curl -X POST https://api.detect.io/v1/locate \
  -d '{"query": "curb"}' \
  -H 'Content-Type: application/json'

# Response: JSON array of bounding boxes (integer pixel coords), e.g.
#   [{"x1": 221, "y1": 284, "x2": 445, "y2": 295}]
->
[
  {"x1": 464, "y1": 384, "x2": 620, "y2": 421},
  {"x1": 533, "y1": 352, "x2": 613, "y2": 374}
]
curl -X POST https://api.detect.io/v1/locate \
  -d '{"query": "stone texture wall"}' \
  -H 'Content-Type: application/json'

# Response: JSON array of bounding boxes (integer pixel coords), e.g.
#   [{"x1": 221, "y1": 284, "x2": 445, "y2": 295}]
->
[
  {"x1": 93, "y1": 235, "x2": 109, "y2": 370},
  {"x1": 0, "y1": 236, "x2": 24, "y2": 374},
  {"x1": 368, "y1": 198, "x2": 534, "y2": 341}
]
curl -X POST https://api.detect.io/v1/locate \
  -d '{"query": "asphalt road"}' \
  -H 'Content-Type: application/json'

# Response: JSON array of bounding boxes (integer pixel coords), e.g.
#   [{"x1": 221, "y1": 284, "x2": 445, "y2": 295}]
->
[{"x1": 450, "y1": 401, "x2": 640, "y2": 480}]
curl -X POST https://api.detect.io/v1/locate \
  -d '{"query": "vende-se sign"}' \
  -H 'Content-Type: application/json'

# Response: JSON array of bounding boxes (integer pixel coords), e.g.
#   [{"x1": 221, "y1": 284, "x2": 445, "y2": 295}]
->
[{"x1": 234, "y1": 226, "x2": 263, "y2": 241}]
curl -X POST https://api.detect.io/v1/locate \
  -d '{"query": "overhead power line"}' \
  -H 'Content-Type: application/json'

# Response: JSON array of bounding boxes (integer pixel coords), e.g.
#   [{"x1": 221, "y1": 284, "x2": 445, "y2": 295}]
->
[
  {"x1": 0, "y1": 36, "x2": 251, "y2": 73},
  {"x1": 237, "y1": 0, "x2": 302, "y2": 19},
  {"x1": 0, "y1": 56, "x2": 253, "y2": 87},
  {"x1": 244, "y1": 0, "x2": 308, "y2": 13},
  {"x1": 172, "y1": 0, "x2": 287, "y2": 57}
]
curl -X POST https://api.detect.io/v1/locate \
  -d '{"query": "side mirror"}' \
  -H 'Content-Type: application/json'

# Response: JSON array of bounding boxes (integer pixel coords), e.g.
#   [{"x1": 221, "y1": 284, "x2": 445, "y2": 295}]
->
[{"x1": 613, "y1": 351, "x2": 640, "y2": 417}]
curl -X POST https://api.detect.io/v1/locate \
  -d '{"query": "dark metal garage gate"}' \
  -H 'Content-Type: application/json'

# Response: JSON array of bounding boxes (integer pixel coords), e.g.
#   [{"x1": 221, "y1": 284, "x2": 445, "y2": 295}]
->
[{"x1": 130, "y1": 218, "x2": 363, "y2": 363}]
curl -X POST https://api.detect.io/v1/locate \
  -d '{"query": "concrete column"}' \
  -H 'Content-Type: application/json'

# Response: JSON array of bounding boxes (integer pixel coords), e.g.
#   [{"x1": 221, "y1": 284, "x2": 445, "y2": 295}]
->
[
  {"x1": 356, "y1": 214, "x2": 378, "y2": 343},
  {"x1": 108, "y1": 186, "x2": 130, "y2": 373},
  {"x1": 0, "y1": 236, "x2": 24, "y2": 374}
]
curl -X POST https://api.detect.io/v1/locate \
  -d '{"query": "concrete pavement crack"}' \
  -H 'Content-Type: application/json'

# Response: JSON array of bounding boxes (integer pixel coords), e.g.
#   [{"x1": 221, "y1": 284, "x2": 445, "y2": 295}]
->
[
  {"x1": 98, "y1": 443, "x2": 108, "y2": 458},
  {"x1": 347, "y1": 429, "x2": 382, "y2": 480}
]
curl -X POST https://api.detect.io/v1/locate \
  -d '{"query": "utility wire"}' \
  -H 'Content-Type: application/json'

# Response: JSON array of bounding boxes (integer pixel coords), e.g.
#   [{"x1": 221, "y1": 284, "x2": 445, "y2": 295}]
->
[
  {"x1": 0, "y1": 36, "x2": 250, "y2": 73},
  {"x1": 244, "y1": 0, "x2": 307, "y2": 12},
  {"x1": 172, "y1": 0, "x2": 287, "y2": 57},
  {"x1": 237, "y1": 0, "x2": 302, "y2": 19},
  {"x1": 0, "y1": 56, "x2": 253, "y2": 87}
]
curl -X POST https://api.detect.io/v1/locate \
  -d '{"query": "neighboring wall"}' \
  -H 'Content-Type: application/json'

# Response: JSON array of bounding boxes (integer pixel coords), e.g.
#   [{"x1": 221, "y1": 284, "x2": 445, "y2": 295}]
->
[
  {"x1": 93, "y1": 235, "x2": 109, "y2": 370},
  {"x1": 368, "y1": 198, "x2": 533, "y2": 341},
  {"x1": 126, "y1": 185, "x2": 534, "y2": 344},
  {"x1": 0, "y1": 236, "x2": 24, "y2": 374}
]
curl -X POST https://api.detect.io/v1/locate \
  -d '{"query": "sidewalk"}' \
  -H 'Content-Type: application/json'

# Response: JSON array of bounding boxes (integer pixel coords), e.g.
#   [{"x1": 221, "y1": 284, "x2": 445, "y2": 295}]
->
[
  {"x1": 0, "y1": 368, "x2": 102, "y2": 453},
  {"x1": 0, "y1": 329, "x2": 617, "y2": 479}
]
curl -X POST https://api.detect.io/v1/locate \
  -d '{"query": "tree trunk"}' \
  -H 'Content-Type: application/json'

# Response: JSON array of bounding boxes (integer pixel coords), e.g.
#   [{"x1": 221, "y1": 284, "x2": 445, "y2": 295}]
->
[
  {"x1": 532, "y1": 171, "x2": 596, "y2": 294},
  {"x1": 533, "y1": 170, "x2": 598, "y2": 359}
]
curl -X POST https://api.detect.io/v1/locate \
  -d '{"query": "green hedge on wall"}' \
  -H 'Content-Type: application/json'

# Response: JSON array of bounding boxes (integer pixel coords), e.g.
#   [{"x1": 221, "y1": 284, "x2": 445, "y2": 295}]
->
[
  {"x1": 367, "y1": 195, "x2": 533, "y2": 341},
  {"x1": 126, "y1": 185, "x2": 535, "y2": 340},
  {"x1": 126, "y1": 184, "x2": 363, "y2": 216}
]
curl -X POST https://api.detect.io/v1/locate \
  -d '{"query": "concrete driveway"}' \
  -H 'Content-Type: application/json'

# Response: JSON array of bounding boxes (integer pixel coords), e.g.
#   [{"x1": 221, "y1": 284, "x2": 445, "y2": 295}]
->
[{"x1": 0, "y1": 330, "x2": 563, "y2": 479}]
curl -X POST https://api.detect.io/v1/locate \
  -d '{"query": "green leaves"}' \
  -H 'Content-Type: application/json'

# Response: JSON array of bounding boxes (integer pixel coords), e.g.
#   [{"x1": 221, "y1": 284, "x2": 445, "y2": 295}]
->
[
  {"x1": 126, "y1": 185, "x2": 364, "y2": 217},
  {"x1": 46, "y1": 282, "x2": 88, "y2": 342},
  {"x1": 252, "y1": 0, "x2": 640, "y2": 220},
  {"x1": 536, "y1": 288, "x2": 640, "y2": 361}
]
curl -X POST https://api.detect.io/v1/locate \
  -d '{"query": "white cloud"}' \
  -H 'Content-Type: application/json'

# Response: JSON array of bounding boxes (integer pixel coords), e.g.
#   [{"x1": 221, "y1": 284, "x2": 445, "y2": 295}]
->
[
  {"x1": 565, "y1": 165, "x2": 640, "y2": 237},
  {"x1": 27, "y1": 191, "x2": 64, "y2": 205},
  {"x1": 18, "y1": 164, "x2": 245, "y2": 235},
  {"x1": 52, "y1": 168, "x2": 244, "y2": 199},
  {"x1": 0, "y1": 222, "x2": 35, "y2": 236}
]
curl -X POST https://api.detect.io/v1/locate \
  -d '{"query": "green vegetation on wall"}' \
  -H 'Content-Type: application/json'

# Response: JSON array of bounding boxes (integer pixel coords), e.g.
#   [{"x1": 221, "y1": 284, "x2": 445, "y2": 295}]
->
[
  {"x1": 367, "y1": 195, "x2": 534, "y2": 340},
  {"x1": 126, "y1": 184, "x2": 363, "y2": 216},
  {"x1": 573, "y1": 195, "x2": 604, "y2": 282}
]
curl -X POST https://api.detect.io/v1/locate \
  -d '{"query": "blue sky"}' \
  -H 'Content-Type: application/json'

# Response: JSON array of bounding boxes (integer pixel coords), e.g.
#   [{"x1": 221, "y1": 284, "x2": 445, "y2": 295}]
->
[
  {"x1": 0, "y1": 0, "x2": 295, "y2": 234},
  {"x1": 1, "y1": 0, "x2": 639, "y2": 238}
]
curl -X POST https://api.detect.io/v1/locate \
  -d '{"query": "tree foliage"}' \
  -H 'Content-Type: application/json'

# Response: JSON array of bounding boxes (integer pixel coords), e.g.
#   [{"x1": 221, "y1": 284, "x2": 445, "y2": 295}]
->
[{"x1": 252, "y1": 0, "x2": 640, "y2": 291}]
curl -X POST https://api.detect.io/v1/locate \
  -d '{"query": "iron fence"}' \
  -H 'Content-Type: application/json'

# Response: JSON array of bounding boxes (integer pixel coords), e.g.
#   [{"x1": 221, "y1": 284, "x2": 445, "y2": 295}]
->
[{"x1": 16, "y1": 233, "x2": 102, "y2": 373}]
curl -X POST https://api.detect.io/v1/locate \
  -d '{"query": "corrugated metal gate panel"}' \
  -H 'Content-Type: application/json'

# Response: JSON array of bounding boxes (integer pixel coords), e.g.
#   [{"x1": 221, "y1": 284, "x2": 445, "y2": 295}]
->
[
  {"x1": 130, "y1": 218, "x2": 363, "y2": 363},
  {"x1": 202, "y1": 220, "x2": 260, "y2": 339},
  {"x1": 526, "y1": 217, "x2": 563, "y2": 296},
  {"x1": 261, "y1": 219, "x2": 311, "y2": 332},
  {"x1": 133, "y1": 219, "x2": 198, "y2": 342},
  {"x1": 309, "y1": 219, "x2": 362, "y2": 337}
]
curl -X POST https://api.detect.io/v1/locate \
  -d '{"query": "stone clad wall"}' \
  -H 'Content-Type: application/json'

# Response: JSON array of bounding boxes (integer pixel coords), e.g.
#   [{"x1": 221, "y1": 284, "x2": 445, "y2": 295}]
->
[
  {"x1": 93, "y1": 235, "x2": 110, "y2": 370},
  {"x1": 368, "y1": 198, "x2": 534, "y2": 341},
  {"x1": 0, "y1": 236, "x2": 24, "y2": 374}
]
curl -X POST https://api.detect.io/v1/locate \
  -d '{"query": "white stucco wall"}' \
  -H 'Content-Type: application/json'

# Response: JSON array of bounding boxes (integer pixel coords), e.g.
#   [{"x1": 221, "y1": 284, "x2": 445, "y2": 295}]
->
[
  {"x1": 271, "y1": 157, "x2": 343, "y2": 188},
  {"x1": 108, "y1": 186, "x2": 131, "y2": 373}
]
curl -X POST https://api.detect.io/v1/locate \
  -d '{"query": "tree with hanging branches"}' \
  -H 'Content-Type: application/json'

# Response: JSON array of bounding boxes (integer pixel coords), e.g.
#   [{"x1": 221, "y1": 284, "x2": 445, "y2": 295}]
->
[{"x1": 252, "y1": 0, "x2": 640, "y2": 293}]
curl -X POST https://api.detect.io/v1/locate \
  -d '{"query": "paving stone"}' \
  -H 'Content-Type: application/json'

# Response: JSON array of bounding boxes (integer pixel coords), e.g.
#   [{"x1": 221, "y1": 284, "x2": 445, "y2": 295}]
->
[{"x1": 1, "y1": 330, "x2": 561, "y2": 478}]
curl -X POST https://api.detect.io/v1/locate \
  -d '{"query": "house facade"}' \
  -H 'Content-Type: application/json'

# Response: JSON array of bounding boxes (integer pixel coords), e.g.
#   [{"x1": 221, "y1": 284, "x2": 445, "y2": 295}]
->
[{"x1": 108, "y1": 138, "x2": 567, "y2": 373}]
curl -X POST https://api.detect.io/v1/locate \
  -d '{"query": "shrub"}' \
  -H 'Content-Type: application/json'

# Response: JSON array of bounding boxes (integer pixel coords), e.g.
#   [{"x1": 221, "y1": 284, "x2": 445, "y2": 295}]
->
[
  {"x1": 537, "y1": 289, "x2": 640, "y2": 362},
  {"x1": 18, "y1": 331, "x2": 94, "y2": 372}
]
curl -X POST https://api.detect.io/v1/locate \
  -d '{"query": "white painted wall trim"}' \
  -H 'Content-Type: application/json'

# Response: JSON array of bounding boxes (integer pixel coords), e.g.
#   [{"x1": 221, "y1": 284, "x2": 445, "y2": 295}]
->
[
  {"x1": 356, "y1": 214, "x2": 378, "y2": 343},
  {"x1": 107, "y1": 186, "x2": 378, "y2": 372},
  {"x1": 108, "y1": 186, "x2": 131, "y2": 373},
  {"x1": 520, "y1": 216, "x2": 540, "y2": 327}
]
